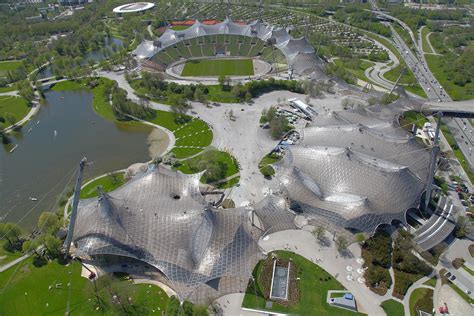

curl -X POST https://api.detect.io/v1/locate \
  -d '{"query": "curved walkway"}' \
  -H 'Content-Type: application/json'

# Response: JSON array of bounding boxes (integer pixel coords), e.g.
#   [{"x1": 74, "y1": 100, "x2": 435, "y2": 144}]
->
[
  {"x1": 259, "y1": 229, "x2": 385, "y2": 315},
  {"x1": 1, "y1": 101, "x2": 40, "y2": 133},
  {"x1": 402, "y1": 274, "x2": 436, "y2": 316},
  {"x1": 0, "y1": 252, "x2": 31, "y2": 273}
]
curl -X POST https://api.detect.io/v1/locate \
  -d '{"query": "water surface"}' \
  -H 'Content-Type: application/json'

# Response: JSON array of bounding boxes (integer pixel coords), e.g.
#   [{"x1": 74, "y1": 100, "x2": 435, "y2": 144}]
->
[{"x1": 0, "y1": 89, "x2": 156, "y2": 228}]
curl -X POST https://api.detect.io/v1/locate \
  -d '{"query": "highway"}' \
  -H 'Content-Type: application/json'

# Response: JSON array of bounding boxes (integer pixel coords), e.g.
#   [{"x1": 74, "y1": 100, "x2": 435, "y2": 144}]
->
[{"x1": 365, "y1": 4, "x2": 474, "y2": 182}]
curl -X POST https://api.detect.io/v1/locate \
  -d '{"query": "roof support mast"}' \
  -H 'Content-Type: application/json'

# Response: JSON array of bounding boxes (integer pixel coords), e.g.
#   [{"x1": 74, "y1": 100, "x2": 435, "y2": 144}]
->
[
  {"x1": 64, "y1": 157, "x2": 87, "y2": 259},
  {"x1": 423, "y1": 112, "x2": 442, "y2": 212}
]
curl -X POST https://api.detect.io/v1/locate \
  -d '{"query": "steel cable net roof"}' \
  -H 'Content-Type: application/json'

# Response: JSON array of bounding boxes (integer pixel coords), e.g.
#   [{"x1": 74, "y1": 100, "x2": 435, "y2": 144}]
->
[
  {"x1": 251, "y1": 194, "x2": 297, "y2": 234},
  {"x1": 72, "y1": 166, "x2": 261, "y2": 301},
  {"x1": 276, "y1": 109, "x2": 432, "y2": 233},
  {"x1": 133, "y1": 18, "x2": 321, "y2": 75}
]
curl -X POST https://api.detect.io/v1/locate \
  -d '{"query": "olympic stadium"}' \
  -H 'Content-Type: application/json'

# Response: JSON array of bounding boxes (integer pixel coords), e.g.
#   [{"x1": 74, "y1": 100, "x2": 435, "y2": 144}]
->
[{"x1": 133, "y1": 18, "x2": 323, "y2": 79}]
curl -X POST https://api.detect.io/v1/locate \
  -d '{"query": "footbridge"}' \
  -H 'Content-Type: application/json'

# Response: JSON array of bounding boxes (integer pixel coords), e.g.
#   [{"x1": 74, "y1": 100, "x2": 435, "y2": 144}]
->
[{"x1": 420, "y1": 100, "x2": 474, "y2": 116}]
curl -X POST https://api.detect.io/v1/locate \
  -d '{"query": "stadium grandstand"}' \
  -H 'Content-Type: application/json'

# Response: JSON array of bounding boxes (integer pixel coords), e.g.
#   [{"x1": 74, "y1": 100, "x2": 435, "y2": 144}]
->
[{"x1": 133, "y1": 18, "x2": 322, "y2": 76}]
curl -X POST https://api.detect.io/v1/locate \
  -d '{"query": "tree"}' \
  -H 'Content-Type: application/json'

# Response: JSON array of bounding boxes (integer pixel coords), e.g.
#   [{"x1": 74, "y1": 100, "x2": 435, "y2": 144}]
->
[
  {"x1": 170, "y1": 95, "x2": 191, "y2": 117},
  {"x1": 355, "y1": 233, "x2": 366, "y2": 245},
  {"x1": 4, "y1": 112, "x2": 16, "y2": 125},
  {"x1": 22, "y1": 237, "x2": 43, "y2": 257},
  {"x1": 312, "y1": 226, "x2": 325, "y2": 242},
  {"x1": 37, "y1": 212, "x2": 60, "y2": 233},
  {"x1": 218, "y1": 74, "x2": 226, "y2": 87},
  {"x1": 269, "y1": 116, "x2": 289, "y2": 140},
  {"x1": 44, "y1": 235, "x2": 62, "y2": 258},
  {"x1": 335, "y1": 235, "x2": 348, "y2": 252},
  {"x1": 244, "y1": 91, "x2": 252, "y2": 103},
  {"x1": 0, "y1": 223, "x2": 17, "y2": 247},
  {"x1": 194, "y1": 87, "x2": 204, "y2": 102},
  {"x1": 454, "y1": 216, "x2": 469, "y2": 239}
]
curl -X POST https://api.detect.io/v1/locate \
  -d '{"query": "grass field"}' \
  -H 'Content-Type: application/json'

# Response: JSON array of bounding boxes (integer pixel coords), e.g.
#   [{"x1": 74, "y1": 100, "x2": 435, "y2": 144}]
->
[
  {"x1": 242, "y1": 251, "x2": 366, "y2": 315},
  {"x1": 0, "y1": 257, "x2": 169, "y2": 315},
  {"x1": 0, "y1": 95, "x2": 30, "y2": 130},
  {"x1": 409, "y1": 288, "x2": 433, "y2": 316},
  {"x1": 421, "y1": 27, "x2": 434, "y2": 54},
  {"x1": 381, "y1": 299, "x2": 404, "y2": 316},
  {"x1": 0, "y1": 85, "x2": 16, "y2": 93},
  {"x1": 181, "y1": 58, "x2": 254, "y2": 77},
  {"x1": 0, "y1": 60, "x2": 23, "y2": 76},
  {"x1": 176, "y1": 149, "x2": 239, "y2": 184},
  {"x1": 170, "y1": 25, "x2": 190, "y2": 31},
  {"x1": 425, "y1": 54, "x2": 474, "y2": 101},
  {"x1": 334, "y1": 58, "x2": 374, "y2": 84},
  {"x1": 80, "y1": 172, "x2": 126, "y2": 199}
]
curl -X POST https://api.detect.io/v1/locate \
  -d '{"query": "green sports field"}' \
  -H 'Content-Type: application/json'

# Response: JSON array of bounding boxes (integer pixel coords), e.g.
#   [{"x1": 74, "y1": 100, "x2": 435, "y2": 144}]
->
[{"x1": 181, "y1": 58, "x2": 254, "y2": 77}]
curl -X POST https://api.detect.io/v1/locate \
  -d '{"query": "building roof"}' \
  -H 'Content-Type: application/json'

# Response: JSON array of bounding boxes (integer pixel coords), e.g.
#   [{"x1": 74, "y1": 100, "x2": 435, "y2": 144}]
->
[
  {"x1": 72, "y1": 166, "x2": 261, "y2": 301},
  {"x1": 275, "y1": 107, "x2": 432, "y2": 232},
  {"x1": 113, "y1": 2, "x2": 154, "y2": 13},
  {"x1": 133, "y1": 18, "x2": 321, "y2": 76}
]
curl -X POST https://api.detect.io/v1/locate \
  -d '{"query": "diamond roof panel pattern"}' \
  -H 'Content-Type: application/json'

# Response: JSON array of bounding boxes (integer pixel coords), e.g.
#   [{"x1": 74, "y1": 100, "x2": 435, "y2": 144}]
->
[
  {"x1": 276, "y1": 108, "x2": 432, "y2": 233},
  {"x1": 72, "y1": 166, "x2": 261, "y2": 301}
]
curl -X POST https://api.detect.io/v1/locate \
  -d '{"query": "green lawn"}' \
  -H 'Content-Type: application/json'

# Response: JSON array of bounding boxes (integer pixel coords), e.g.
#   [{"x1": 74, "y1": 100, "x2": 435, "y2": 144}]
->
[
  {"x1": 175, "y1": 149, "x2": 239, "y2": 184},
  {"x1": 0, "y1": 95, "x2": 30, "y2": 130},
  {"x1": 380, "y1": 299, "x2": 404, "y2": 316},
  {"x1": 0, "y1": 240, "x2": 23, "y2": 266},
  {"x1": 462, "y1": 264, "x2": 474, "y2": 276},
  {"x1": 421, "y1": 27, "x2": 434, "y2": 54},
  {"x1": 334, "y1": 58, "x2": 375, "y2": 83},
  {"x1": 258, "y1": 153, "x2": 281, "y2": 177},
  {"x1": 181, "y1": 58, "x2": 254, "y2": 77},
  {"x1": 0, "y1": 257, "x2": 169, "y2": 315},
  {"x1": 449, "y1": 282, "x2": 474, "y2": 304},
  {"x1": 51, "y1": 80, "x2": 88, "y2": 92},
  {"x1": 399, "y1": 110, "x2": 428, "y2": 129},
  {"x1": 0, "y1": 85, "x2": 16, "y2": 93},
  {"x1": 0, "y1": 60, "x2": 23, "y2": 76},
  {"x1": 206, "y1": 84, "x2": 240, "y2": 103},
  {"x1": 242, "y1": 251, "x2": 366, "y2": 315},
  {"x1": 440, "y1": 123, "x2": 474, "y2": 183},
  {"x1": 149, "y1": 111, "x2": 213, "y2": 158},
  {"x1": 425, "y1": 54, "x2": 474, "y2": 101},
  {"x1": 409, "y1": 288, "x2": 433, "y2": 316},
  {"x1": 80, "y1": 172, "x2": 126, "y2": 199},
  {"x1": 170, "y1": 25, "x2": 190, "y2": 31},
  {"x1": 423, "y1": 277, "x2": 437, "y2": 287}
]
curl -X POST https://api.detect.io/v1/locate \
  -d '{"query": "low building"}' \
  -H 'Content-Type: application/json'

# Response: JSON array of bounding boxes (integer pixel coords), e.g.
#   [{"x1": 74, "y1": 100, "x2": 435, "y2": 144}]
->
[{"x1": 287, "y1": 98, "x2": 316, "y2": 119}]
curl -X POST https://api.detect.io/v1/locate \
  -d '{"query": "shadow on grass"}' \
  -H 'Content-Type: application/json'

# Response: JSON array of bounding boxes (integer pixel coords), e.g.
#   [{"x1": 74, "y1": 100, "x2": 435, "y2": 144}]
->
[{"x1": 32, "y1": 256, "x2": 47, "y2": 267}]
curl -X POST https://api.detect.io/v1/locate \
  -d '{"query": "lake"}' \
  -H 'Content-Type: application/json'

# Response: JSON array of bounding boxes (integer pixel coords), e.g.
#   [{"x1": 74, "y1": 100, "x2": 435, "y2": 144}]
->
[{"x1": 0, "y1": 88, "x2": 167, "y2": 228}]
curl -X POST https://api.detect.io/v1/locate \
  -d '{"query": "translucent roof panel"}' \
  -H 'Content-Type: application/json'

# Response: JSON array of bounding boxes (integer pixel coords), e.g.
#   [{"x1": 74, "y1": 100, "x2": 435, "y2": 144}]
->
[
  {"x1": 133, "y1": 19, "x2": 321, "y2": 75},
  {"x1": 72, "y1": 166, "x2": 261, "y2": 301},
  {"x1": 275, "y1": 106, "x2": 431, "y2": 233}
]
